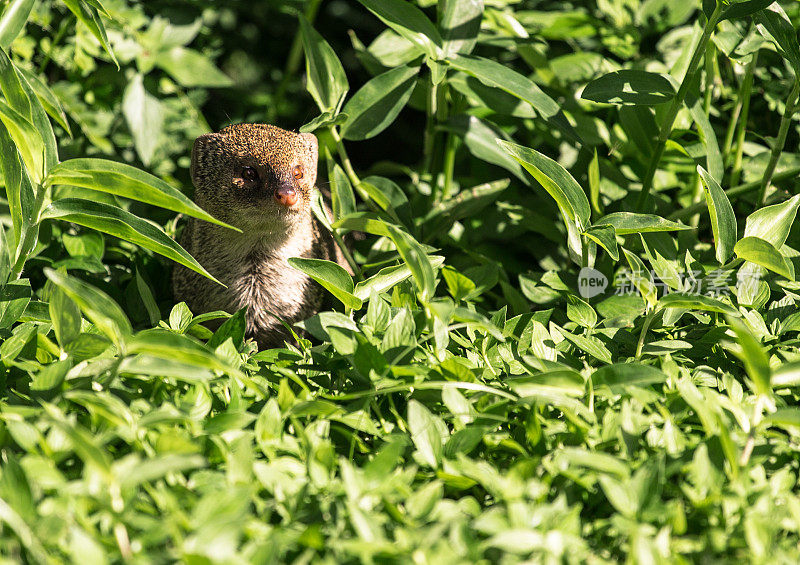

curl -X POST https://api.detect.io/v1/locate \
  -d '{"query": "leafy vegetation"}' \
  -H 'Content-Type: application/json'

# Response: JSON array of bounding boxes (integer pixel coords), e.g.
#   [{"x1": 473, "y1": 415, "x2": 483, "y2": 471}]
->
[{"x1": 3, "y1": 0, "x2": 800, "y2": 562}]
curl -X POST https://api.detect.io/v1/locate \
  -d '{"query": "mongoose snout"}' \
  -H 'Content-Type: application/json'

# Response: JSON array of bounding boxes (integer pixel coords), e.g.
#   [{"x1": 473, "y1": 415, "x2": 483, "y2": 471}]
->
[{"x1": 172, "y1": 123, "x2": 352, "y2": 348}]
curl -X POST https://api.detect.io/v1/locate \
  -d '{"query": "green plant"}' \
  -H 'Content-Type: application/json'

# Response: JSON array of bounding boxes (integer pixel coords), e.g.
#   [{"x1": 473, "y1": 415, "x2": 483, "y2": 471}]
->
[{"x1": 3, "y1": 0, "x2": 800, "y2": 562}]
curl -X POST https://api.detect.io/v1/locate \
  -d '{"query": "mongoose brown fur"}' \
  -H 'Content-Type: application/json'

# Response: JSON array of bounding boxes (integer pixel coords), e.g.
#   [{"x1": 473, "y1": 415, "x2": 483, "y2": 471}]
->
[{"x1": 172, "y1": 123, "x2": 350, "y2": 348}]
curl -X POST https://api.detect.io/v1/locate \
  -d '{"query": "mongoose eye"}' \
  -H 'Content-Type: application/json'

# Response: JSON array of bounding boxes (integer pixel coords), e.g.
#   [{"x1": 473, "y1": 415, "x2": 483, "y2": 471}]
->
[
  {"x1": 241, "y1": 166, "x2": 259, "y2": 182},
  {"x1": 292, "y1": 165, "x2": 304, "y2": 181}
]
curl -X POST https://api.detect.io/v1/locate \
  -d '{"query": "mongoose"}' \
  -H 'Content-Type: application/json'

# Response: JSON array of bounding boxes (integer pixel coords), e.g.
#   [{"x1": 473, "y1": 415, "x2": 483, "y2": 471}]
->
[{"x1": 172, "y1": 123, "x2": 350, "y2": 348}]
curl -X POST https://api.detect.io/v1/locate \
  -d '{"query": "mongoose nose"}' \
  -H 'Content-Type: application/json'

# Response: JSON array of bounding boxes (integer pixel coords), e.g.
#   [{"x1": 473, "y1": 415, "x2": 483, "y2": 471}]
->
[{"x1": 274, "y1": 185, "x2": 298, "y2": 207}]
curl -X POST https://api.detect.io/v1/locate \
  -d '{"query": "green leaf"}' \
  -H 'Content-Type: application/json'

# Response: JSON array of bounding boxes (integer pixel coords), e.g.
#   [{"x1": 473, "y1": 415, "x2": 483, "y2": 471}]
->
[
  {"x1": 45, "y1": 158, "x2": 235, "y2": 229},
  {"x1": 155, "y1": 47, "x2": 232, "y2": 88},
  {"x1": 288, "y1": 257, "x2": 363, "y2": 310},
  {"x1": 357, "y1": 0, "x2": 443, "y2": 60},
  {"x1": 0, "y1": 120, "x2": 33, "y2": 246},
  {"x1": 126, "y1": 329, "x2": 245, "y2": 379},
  {"x1": 439, "y1": 0, "x2": 483, "y2": 56},
  {"x1": 0, "y1": 98, "x2": 45, "y2": 182},
  {"x1": 341, "y1": 65, "x2": 419, "y2": 140},
  {"x1": 44, "y1": 268, "x2": 131, "y2": 346},
  {"x1": 408, "y1": 400, "x2": 443, "y2": 468},
  {"x1": 41, "y1": 199, "x2": 222, "y2": 285},
  {"x1": 756, "y1": 4, "x2": 800, "y2": 77},
  {"x1": 299, "y1": 16, "x2": 349, "y2": 114},
  {"x1": 727, "y1": 316, "x2": 771, "y2": 395},
  {"x1": 0, "y1": 0, "x2": 35, "y2": 50},
  {"x1": 0, "y1": 278, "x2": 30, "y2": 329},
  {"x1": 385, "y1": 223, "x2": 436, "y2": 301},
  {"x1": 497, "y1": 139, "x2": 591, "y2": 229},
  {"x1": 17, "y1": 67, "x2": 70, "y2": 135},
  {"x1": 353, "y1": 256, "x2": 444, "y2": 300},
  {"x1": 592, "y1": 363, "x2": 666, "y2": 392},
  {"x1": 328, "y1": 160, "x2": 356, "y2": 220},
  {"x1": 581, "y1": 70, "x2": 676, "y2": 105},
  {"x1": 448, "y1": 54, "x2": 578, "y2": 141},
  {"x1": 596, "y1": 212, "x2": 692, "y2": 234},
  {"x1": 588, "y1": 148, "x2": 602, "y2": 215},
  {"x1": 658, "y1": 292, "x2": 739, "y2": 316},
  {"x1": 583, "y1": 225, "x2": 619, "y2": 260},
  {"x1": 49, "y1": 285, "x2": 81, "y2": 347},
  {"x1": 734, "y1": 236, "x2": 794, "y2": 280},
  {"x1": 443, "y1": 115, "x2": 527, "y2": 182},
  {"x1": 122, "y1": 74, "x2": 164, "y2": 166},
  {"x1": 722, "y1": 0, "x2": 774, "y2": 21},
  {"x1": 698, "y1": 165, "x2": 736, "y2": 264},
  {"x1": 61, "y1": 0, "x2": 118, "y2": 67},
  {"x1": 743, "y1": 194, "x2": 800, "y2": 248}
]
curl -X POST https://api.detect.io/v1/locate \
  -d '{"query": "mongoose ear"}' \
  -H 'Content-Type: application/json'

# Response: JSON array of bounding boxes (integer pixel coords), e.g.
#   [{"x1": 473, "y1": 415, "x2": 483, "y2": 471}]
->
[
  {"x1": 190, "y1": 133, "x2": 223, "y2": 186},
  {"x1": 300, "y1": 132, "x2": 318, "y2": 163}
]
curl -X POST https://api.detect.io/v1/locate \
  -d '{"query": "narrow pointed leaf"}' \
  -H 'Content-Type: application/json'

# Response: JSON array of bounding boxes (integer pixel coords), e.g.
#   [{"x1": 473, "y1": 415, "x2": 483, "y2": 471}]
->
[{"x1": 698, "y1": 165, "x2": 736, "y2": 264}]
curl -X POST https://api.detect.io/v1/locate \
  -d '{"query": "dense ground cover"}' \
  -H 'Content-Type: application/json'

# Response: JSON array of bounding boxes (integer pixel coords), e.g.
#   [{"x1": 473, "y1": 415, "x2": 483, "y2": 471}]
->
[{"x1": 2, "y1": 0, "x2": 800, "y2": 562}]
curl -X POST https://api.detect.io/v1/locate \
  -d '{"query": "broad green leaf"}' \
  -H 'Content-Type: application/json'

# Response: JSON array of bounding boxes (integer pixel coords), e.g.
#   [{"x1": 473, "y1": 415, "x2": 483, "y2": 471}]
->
[
  {"x1": 44, "y1": 268, "x2": 131, "y2": 345},
  {"x1": 333, "y1": 211, "x2": 393, "y2": 237},
  {"x1": 584, "y1": 224, "x2": 619, "y2": 260},
  {"x1": 722, "y1": 0, "x2": 774, "y2": 21},
  {"x1": 0, "y1": 98, "x2": 44, "y2": 182},
  {"x1": 589, "y1": 148, "x2": 602, "y2": 215},
  {"x1": 448, "y1": 54, "x2": 577, "y2": 141},
  {"x1": 592, "y1": 363, "x2": 666, "y2": 392},
  {"x1": 734, "y1": 236, "x2": 794, "y2": 280},
  {"x1": 743, "y1": 194, "x2": 800, "y2": 248},
  {"x1": 385, "y1": 223, "x2": 436, "y2": 301},
  {"x1": 288, "y1": 257, "x2": 362, "y2": 310},
  {"x1": 689, "y1": 96, "x2": 723, "y2": 183},
  {"x1": 698, "y1": 165, "x2": 736, "y2": 264},
  {"x1": 61, "y1": 0, "x2": 118, "y2": 67},
  {"x1": 122, "y1": 74, "x2": 164, "y2": 165},
  {"x1": 582, "y1": 70, "x2": 676, "y2": 105},
  {"x1": 341, "y1": 65, "x2": 419, "y2": 140},
  {"x1": 353, "y1": 256, "x2": 445, "y2": 300},
  {"x1": 727, "y1": 316, "x2": 771, "y2": 395},
  {"x1": 41, "y1": 198, "x2": 222, "y2": 285},
  {"x1": 772, "y1": 362, "x2": 800, "y2": 388},
  {"x1": 299, "y1": 16, "x2": 349, "y2": 114},
  {"x1": 49, "y1": 285, "x2": 81, "y2": 347},
  {"x1": 45, "y1": 158, "x2": 235, "y2": 229},
  {"x1": 756, "y1": 4, "x2": 800, "y2": 77},
  {"x1": 597, "y1": 212, "x2": 692, "y2": 234},
  {"x1": 561, "y1": 331, "x2": 612, "y2": 364},
  {"x1": 17, "y1": 67, "x2": 70, "y2": 134},
  {"x1": 408, "y1": 400, "x2": 442, "y2": 468},
  {"x1": 328, "y1": 160, "x2": 355, "y2": 220},
  {"x1": 126, "y1": 329, "x2": 246, "y2": 379},
  {"x1": 658, "y1": 292, "x2": 739, "y2": 316},
  {"x1": 0, "y1": 278, "x2": 30, "y2": 329},
  {"x1": 155, "y1": 47, "x2": 232, "y2": 88},
  {"x1": 0, "y1": 0, "x2": 34, "y2": 49},
  {"x1": 357, "y1": 0, "x2": 443, "y2": 60},
  {"x1": 439, "y1": 0, "x2": 483, "y2": 56},
  {"x1": 497, "y1": 139, "x2": 590, "y2": 229},
  {"x1": 300, "y1": 110, "x2": 348, "y2": 133},
  {"x1": 0, "y1": 120, "x2": 33, "y2": 245},
  {"x1": 444, "y1": 115, "x2": 527, "y2": 182}
]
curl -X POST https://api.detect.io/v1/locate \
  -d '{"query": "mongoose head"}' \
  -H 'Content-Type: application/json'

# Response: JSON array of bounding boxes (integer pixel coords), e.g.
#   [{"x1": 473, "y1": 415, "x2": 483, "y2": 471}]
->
[{"x1": 190, "y1": 124, "x2": 318, "y2": 230}]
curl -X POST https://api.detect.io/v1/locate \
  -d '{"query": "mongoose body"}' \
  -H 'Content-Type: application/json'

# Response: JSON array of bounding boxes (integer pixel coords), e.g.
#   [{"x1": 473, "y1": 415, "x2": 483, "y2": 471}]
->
[{"x1": 172, "y1": 123, "x2": 349, "y2": 348}]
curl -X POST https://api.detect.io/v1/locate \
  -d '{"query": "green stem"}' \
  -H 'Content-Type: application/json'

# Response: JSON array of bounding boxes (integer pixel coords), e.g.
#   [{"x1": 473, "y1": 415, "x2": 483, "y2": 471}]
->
[
  {"x1": 422, "y1": 80, "x2": 438, "y2": 178},
  {"x1": 669, "y1": 165, "x2": 800, "y2": 221},
  {"x1": 441, "y1": 133, "x2": 457, "y2": 200},
  {"x1": 635, "y1": 308, "x2": 659, "y2": 360},
  {"x1": 757, "y1": 80, "x2": 800, "y2": 207},
  {"x1": 723, "y1": 52, "x2": 757, "y2": 158},
  {"x1": 636, "y1": 3, "x2": 723, "y2": 211},
  {"x1": 730, "y1": 52, "x2": 758, "y2": 187},
  {"x1": 10, "y1": 182, "x2": 47, "y2": 281},
  {"x1": 580, "y1": 235, "x2": 589, "y2": 269},
  {"x1": 332, "y1": 229, "x2": 361, "y2": 281}
]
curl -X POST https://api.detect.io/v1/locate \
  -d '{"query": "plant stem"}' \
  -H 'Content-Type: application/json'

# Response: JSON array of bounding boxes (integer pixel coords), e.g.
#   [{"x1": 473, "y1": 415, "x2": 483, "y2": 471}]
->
[
  {"x1": 635, "y1": 308, "x2": 659, "y2": 360},
  {"x1": 422, "y1": 79, "x2": 438, "y2": 179},
  {"x1": 10, "y1": 183, "x2": 48, "y2": 281},
  {"x1": 756, "y1": 80, "x2": 800, "y2": 207},
  {"x1": 669, "y1": 165, "x2": 800, "y2": 221},
  {"x1": 729, "y1": 52, "x2": 758, "y2": 188},
  {"x1": 580, "y1": 235, "x2": 589, "y2": 269},
  {"x1": 739, "y1": 394, "x2": 766, "y2": 466},
  {"x1": 636, "y1": 3, "x2": 723, "y2": 211}
]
